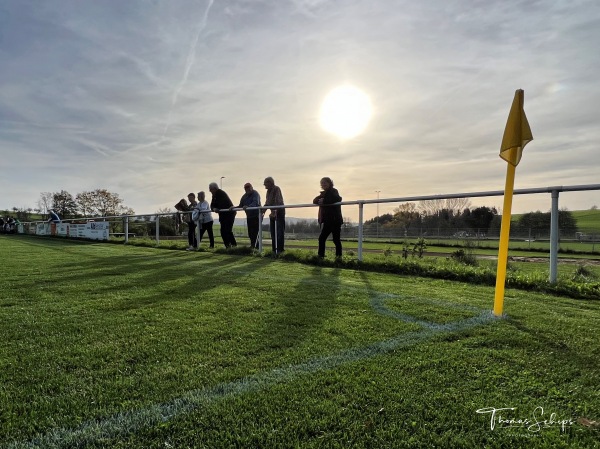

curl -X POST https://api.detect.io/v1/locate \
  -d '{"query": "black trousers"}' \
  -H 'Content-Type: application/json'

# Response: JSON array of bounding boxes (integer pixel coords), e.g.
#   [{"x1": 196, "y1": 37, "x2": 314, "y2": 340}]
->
[
  {"x1": 187, "y1": 221, "x2": 197, "y2": 248},
  {"x1": 246, "y1": 214, "x2": 260, "y2": 248},
  {"x1": 218, "y1": 212, "x2": 237, "y2": 248},
  {"x1": 318, "y1": 221, "x2": 342, "y2": 257},
  {"x1": 269, "y1": 216, "x2": 285, "y2": 253},
  {"x1": 198, "y1": 221, "x2": 215, "y2": 248}
]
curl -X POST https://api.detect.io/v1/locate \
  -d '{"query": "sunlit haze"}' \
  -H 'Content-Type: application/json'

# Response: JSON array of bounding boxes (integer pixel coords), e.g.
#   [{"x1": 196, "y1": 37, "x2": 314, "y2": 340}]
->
[{"x1": 319, "y1": 85, "x2": 373, "y2": 140}]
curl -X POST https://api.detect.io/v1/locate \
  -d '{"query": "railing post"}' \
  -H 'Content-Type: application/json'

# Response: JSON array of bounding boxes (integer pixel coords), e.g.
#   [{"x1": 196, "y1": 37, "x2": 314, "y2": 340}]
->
[
  {"x1": 155, "y1": 215, "x2": 160, "y2": 246},
  {"x1": 124, "y1": 216, "x2": 129, "y2": 244},
  {"x1": 358, "y1": 202, "x2": 364, "y2": 261},
  {"x1": 549, "y1": 190, "x2": 559, "y2": 283},
  {"x1": 258, "y1": 208, "x2": 263, "y2": 253},
  {"x1": 196, "y1": 218, "x2": 201, "y2": 249}
]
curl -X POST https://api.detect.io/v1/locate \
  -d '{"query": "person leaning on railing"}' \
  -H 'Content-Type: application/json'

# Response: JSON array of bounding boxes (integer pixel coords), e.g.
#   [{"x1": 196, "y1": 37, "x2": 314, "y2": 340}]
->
[
  {"x1": 184, "y1": 193, "x2": 198, "y2": 251},
  {"x1": 209, "y1": 182, "x2": 237, "y2": 248},
  {"x1": 192, "y1": 191, "x2": 215, "y2": 249},
  {"x1": 174, "y1": 198, "x2": 188, "y2": 235},
  {"x1": 48, "y1": 209, "x2": 61, "y2": 223},
  {"x1": 313, "y1": 177, "x2": 343, "y2": 259},
  {"x1": 233, "y1": 182, "x2": 261, "y2": 249},
  {"x1": 263, "y1": 176, "x2": 285, "y2": 255}
]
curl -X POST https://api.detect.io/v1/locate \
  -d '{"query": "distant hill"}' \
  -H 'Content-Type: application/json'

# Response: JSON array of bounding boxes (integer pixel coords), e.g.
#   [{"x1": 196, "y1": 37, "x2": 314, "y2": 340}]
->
[
  {"x1": 511, "y1": 209, "x2": 600, "y2": 233},
  {"x1": 571, "y1": 209, "x2": 600, "y2": 233}
]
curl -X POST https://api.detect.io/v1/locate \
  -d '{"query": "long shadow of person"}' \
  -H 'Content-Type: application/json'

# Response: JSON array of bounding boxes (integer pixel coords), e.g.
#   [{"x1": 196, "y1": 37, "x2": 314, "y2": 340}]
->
[{"x1": 259, "y1": 265, "x2": 342, "y2": 363}]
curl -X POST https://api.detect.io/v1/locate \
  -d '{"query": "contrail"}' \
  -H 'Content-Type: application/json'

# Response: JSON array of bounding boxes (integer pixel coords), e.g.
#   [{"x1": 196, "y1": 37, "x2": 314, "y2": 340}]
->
[{"x1": 162, "y1": 0, "x2": 215, "y2": 138}]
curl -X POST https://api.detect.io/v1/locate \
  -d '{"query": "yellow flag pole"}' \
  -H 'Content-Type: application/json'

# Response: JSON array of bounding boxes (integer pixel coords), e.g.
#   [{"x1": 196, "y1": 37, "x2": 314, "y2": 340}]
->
[
  {"x1": 493, "y1": 162, "x2": 516, "y2": 316},
  {"x1": 494, "y1": 89, "x2": 532, "y2": 317}
]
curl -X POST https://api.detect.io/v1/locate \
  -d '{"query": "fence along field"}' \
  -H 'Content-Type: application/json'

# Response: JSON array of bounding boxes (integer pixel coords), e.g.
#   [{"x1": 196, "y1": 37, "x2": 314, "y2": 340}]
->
[{"x1": 1, "y1": 235, "x2": 599, "y2": 448}]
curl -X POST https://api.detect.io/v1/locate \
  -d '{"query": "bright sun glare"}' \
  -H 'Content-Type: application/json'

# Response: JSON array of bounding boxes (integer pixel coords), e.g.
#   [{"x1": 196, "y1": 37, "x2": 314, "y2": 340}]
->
[{"x1": 319, "y1": 85, "x2": 373, "y2": 140}]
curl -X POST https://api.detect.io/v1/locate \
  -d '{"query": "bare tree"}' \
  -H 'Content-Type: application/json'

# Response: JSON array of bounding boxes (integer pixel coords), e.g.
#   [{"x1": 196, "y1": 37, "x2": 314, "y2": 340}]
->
[
  {"x1": 37, "y1": 192, "x2": 53, "y2": 215},
  {"x1": 444, "y1": 197, "x2": 471, "y2": 214},
  {"x1": 419, "y1": 198, "x2": 471, "y2": 216},
  {"x1": 418, "y1": 199, "x2": 446, "y2": 217}
]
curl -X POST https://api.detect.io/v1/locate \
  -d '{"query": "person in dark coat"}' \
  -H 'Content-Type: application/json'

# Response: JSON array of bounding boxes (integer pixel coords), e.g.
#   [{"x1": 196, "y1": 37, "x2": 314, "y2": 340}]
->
[
  {"x1": 313, "y1": 177, "x2": 343, "y2": 258},
  {"x1": 209, "y1": 182, "x2": 237, "y2": 248},
  {"x1": 233, "y1": 182, "x2": 261, "y2": 248},
  {"x1": 185, "y1": 193, "x2": 198, "y2": 250}
]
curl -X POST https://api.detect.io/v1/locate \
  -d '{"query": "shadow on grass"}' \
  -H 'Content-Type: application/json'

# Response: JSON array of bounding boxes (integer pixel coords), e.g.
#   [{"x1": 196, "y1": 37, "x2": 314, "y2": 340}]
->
[
  {"x1": 503, "y1": 314, "x2": 599, "y2": 366},
  {"x1": 262, "y1": 265, "x2": 341, "y2": 353},
  {"x1": 41, "y1": 246, "x2": 269, "y2": 311}
]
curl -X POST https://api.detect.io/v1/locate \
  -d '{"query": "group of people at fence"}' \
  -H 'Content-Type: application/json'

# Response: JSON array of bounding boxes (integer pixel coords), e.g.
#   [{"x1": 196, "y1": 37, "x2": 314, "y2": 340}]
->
[
  {"x1": 174, "y1": 176, "x2": 344, "y2": 258},
  {"x1": 0, "y1": 216, "x2": 19, "y2": 233}
]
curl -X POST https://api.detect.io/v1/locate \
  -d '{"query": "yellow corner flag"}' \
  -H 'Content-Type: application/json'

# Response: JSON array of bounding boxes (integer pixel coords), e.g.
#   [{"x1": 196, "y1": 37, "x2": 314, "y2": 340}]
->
[
  {"x1": 494, "y1": 90, "x2": 533, "y2": 316},
  {"x1": 499, "y1": 90, "x2": 533, "y2": 166}
]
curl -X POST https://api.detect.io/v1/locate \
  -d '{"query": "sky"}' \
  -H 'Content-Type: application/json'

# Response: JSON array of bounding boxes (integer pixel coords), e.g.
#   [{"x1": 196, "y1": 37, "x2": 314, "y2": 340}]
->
[{"x1": 1, "y1": 0, "x2": 599, "y2": 221}]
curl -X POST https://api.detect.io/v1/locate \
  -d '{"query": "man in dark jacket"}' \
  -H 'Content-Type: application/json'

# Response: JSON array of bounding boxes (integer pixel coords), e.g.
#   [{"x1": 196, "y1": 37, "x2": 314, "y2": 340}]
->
[
  {"x1": 313, "y1": 177, "x2": 343, "y2": 258},
  {"x1": 209, "y1": 182, "x2": 237, "y2": 248},
  {"x1": 233, "y1": 182, "x2": 261, "y2": 248}
]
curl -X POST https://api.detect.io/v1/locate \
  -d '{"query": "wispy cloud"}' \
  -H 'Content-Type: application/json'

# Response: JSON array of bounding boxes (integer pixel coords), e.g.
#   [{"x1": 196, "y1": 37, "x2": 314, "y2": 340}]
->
[{"x1": 163, "y1": 0, "x2": 215, "y2": 139}]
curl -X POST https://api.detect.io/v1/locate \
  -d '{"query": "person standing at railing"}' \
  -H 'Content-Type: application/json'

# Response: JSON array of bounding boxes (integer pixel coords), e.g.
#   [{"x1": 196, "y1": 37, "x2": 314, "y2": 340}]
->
[
  {"x1": 48, "y1": 209, "x2": 61, "y2": 223},
  {"x1": 263, "y1": 176, "x2": 285, "y2": 255},
  {"x1": 185, "y1": 193, "x2": 198, "y2": 251},
  {"x1": 209, "y1": 182, "x2": 237, "y2": 248},
  {"x1": 233, "y1": 182, "x2": 261, "y2": 248},
  {"x1": 313, "y1": 177, "x2": 343, "y2": 259},
  {"x1": 174, "y1": 198, "x2": 188, "y2": 235},
  {"x1": 192, "y1": 191, "x2": 215, "y2": 249}
]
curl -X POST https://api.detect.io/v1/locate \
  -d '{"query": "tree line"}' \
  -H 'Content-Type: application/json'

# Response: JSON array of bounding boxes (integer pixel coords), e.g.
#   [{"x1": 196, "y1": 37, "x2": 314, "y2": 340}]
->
[
  {"x1": 364, "y1": 199, "x2": 578, "y2": 237},
  {"x1": 7, "y1": 189, "x2": 135, "y2": 222}
]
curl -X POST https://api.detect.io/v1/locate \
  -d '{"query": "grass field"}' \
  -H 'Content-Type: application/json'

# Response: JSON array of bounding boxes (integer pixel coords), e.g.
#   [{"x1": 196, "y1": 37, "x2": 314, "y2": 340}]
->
[
  {"x1": 1, "y1": 235, "x2": 599, "y2": 448},
  {"x1": 570, "y1": 209, "x2": 600, "y2": 233}
]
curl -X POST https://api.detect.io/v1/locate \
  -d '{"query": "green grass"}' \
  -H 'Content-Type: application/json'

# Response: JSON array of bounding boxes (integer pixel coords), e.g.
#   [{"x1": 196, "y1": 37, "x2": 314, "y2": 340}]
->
[
  {"x1": 1, "y1": 235, "x2": 599, "y2": 448},
  {"x1": 287, "y1": 237, "x2": 600, "y2": 257},
  {"x1": 571, "y1": 209, "x2": 600, "y2": 234},
  {"x1": 108, "y1": 236, "x2": 600, "y2": 299}
]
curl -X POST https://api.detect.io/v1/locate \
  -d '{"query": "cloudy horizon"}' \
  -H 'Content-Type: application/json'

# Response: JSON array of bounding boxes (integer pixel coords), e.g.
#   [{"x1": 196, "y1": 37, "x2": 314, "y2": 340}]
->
[{"x1": 1, "y1": 0, "x2": 599, "y2": 221}]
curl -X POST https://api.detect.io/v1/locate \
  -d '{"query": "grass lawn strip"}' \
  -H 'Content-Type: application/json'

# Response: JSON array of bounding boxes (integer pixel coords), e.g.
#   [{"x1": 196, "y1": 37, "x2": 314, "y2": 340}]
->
[{"x1": 1, "y1": 235, "x2": 599, "y2": 448}]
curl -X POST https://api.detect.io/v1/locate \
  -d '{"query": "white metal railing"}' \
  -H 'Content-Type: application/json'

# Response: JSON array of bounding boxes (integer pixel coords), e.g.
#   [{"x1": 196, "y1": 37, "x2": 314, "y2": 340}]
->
[{"x1": 21, "y1": 183, "x2": 600, "y2": 283}]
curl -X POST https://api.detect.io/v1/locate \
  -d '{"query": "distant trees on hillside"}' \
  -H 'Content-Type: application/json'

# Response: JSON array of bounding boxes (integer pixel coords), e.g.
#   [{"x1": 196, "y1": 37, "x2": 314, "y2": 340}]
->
[
  {"x1": 76, "y1": 189, "x2": 134, "y2": 217},
  {"x1": 363, "y1": 203, "x2": 579, "y2": 239},
  {"x1": 513, "y1": 209, "x2": 578, "y2": 237},
  {"x1": 52, "y1": 190, "x2": 78, "y2": 218},
  {"x1": 364, "y1": 199, "x2": 497, "y2": 237},
  {"x1": 31, "y1": 189, "x2": 135, "y2": 219}
]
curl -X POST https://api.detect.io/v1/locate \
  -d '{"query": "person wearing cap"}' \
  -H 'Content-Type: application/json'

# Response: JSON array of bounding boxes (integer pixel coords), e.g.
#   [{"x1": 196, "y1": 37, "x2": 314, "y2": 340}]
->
[
  {"x1": 233, "y1": 183, "x2": 261, "y2": 248},
  {"x1": 209, "y1": 182, "x2": 237, "y2": 248}
]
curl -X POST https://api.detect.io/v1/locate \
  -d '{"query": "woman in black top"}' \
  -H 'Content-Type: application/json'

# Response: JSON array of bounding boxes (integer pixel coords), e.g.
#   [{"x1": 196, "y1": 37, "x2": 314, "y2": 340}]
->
[{"x1": 313, "y1": 177, "x2": 343, "y2": 258}]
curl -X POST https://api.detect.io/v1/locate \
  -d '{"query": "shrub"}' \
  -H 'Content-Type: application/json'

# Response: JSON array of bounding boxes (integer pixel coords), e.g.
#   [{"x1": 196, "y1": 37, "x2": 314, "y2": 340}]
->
[
  {"x1": 450, "y1": 240, "x2": 478, "y2": 266},
  {"x1": 572, "y1": 265, "x2": 596, "y2": 282}
]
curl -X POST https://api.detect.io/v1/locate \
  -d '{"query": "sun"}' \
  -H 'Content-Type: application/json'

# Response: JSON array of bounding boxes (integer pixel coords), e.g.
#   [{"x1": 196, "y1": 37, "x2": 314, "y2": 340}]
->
[{"x1": 319, "y1": 85, "x2": 373, "y2": 140}]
